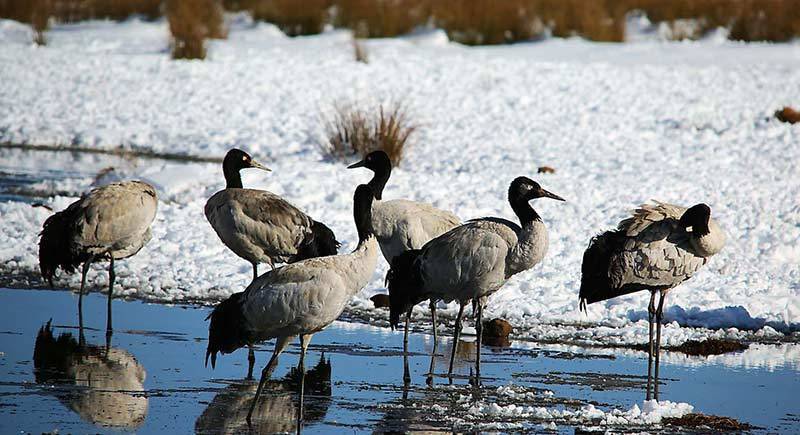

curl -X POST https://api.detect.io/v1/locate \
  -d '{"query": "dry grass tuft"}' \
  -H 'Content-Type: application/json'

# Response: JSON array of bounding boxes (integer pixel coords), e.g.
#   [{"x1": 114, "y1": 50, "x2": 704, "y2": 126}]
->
[
  {"x1": 672, "y1": 338, "x2": 748, "y2": 356},
  {"x1": 225, "y1": 0, "x2": 330, "y2": 36},
  {"x1": 664, "y1": 413, "x2": 753, "y2": 430},
  {"x1": 320, "y1": 101, "x2": 417, "y2": 167},
  {"x1": 166, "y1": 0, "x2": 227, "y2": 60},
  {"x1": 775, "y1": 106, "x2": 800, "y2": 124},
  {"x1": 2, "y1": 0, "x2": 799, "y2": 44}
]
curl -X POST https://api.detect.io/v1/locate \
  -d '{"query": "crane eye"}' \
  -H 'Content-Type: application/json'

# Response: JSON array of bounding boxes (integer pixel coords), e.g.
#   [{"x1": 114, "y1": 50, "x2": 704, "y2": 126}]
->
[{"x1": 242, "y1": 156, "x2": 248, "y2": 161}]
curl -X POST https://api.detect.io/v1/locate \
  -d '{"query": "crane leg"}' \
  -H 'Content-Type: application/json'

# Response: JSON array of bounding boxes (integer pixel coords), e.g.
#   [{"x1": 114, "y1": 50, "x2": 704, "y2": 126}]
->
[
  {"x1": 654, "y1": 292, "x2": 666, "y2": 401},
  {"x1": 106, "y1": 256, "x2": 115, "y2": 337},
  {"x1": 447, "y1": 302, "x2": 466, "y2": 378},
  {"x1": 427, "y1": 301, "x2": 438, "y2": 385},
  {"x1": 296, "y1": 334, "x2": 311, "y2": 435},
  {"x1": 403, "y1": 309, "x2": 411, "y2": 383},
  {"x1": 247, "y1": 335, "x2": 292, "y2": 425},
  {"x1": 78, "y1": 258, "x2": 93, "y2": 331},
  {"x1": 247, "y1": 345, "x2": 256, "y2": 380},
  {"x1": 646, "y1": 290, "x2": 657, "y2": 401},
  {"x1": 473, "y1": 300, "x2": 484, "y2": 384}
]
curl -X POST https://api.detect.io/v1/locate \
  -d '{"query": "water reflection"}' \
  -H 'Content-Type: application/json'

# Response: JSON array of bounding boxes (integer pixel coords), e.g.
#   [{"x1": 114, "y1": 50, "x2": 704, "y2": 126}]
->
[
  {"x1": 32, "y1": 320, "x2": 148, "y2": 429},
  {"x1": 196, "y1": 354, "x2": 332, "y2": 434}
]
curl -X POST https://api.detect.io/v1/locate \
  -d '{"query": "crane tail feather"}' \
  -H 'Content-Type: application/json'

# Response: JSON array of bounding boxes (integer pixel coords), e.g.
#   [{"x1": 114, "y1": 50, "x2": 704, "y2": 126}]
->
[
  {"x1": 386, "y1": 249, "x2": 424, "y2": 329},
  {"x1": 38, "y1": 204, "x2": 85, "y2": 286},
  {"x1": 206, "y1": 292, "x2": 251, "y2": 369},
  {"x1": 290, "y1": 220, "x2": 340, "y2": 262},
  {"x1": 579, "y1": 230, "x2": 634, "y2": 306}
]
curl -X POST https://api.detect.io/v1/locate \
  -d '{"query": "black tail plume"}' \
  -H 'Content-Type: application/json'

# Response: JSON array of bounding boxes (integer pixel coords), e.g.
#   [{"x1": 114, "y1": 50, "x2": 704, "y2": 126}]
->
[
  {"x1": 291, "y1": 220, "x2": 340, "y2": 263},
  {"x1": 579, "y1": 230, "x2": 644, "y2": 310},
  {"x1": 33, "y1": 320, "x2": 82, "y2": 383},
  {"x1": 38, "y1": 204, "x2": 85, "y2": 287},
  {"x1": 206, "y1": 292, "x2": 252, "y2": 369},
  {"x1": 386, "y1": 249, "x2": 424, "y2": 329}
]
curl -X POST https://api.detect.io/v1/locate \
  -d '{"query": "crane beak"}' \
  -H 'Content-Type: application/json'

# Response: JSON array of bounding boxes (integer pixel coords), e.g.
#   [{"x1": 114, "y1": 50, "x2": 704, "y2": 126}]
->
[
  {"x1": 541, "y1": 189, "x2": 565, "y2": 202},
  {"x1": 347, "y1": 159, "x2": 366, "y2": 169},
  {"x1": 249, "y1": 160, "x2": 271, "y2": 172}
]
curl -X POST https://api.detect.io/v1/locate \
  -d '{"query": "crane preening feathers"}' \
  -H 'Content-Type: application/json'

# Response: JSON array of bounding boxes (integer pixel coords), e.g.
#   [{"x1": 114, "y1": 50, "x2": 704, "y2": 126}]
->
[
  {"x1": 579, "y1": 201, "x2": 726, "y2": 400},
  {"x1": 38, "y1": 180, "x2": 158, "y2": 334}
]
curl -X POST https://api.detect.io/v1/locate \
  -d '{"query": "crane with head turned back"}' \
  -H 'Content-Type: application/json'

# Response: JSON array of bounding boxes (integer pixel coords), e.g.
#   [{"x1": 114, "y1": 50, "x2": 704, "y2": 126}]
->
[
  {"x1": 205, "y1": 148, "x2": 340, "y2": 377},
  {"x1": 579, "y1": 201, "x2": 726, "y2": 401},
  {"x1": 38, "y1": 180, "x2": 158, "y2": 338},
  {"x1": 387, "y1": 176, "x2": 565, "y2": 382},
  {"x1": 205, "y1": 183, "x2": 379, "y2": 426},
  {"x1": 348, "y1": 150, "x2": 460, "y2": 382}
]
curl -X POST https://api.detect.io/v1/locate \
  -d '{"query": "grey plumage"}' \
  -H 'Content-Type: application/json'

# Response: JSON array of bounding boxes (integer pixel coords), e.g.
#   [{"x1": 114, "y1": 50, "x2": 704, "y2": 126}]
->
[
  {"x1": 206, "y1": 184, "x2": 379, "y2": 425},
  {"x1": 38, "y1": 180, "x2": 158, "y2": 333},
  {"x1": 579, "y1": 201, "x2": 726, "y2": 306},
  {"x1": 387, "y1": 177, "x2": 564, "y2": 380},
  {"x1": 371, "y1": 199, "x2": 460, "y2": 263},
  {"x1": 348, "y1": 151, "x2": 459, "y2": 382},
  {"x1": 39, "y1": 180, "x2": 157, "y2": 284},
  {"x1": 578, "y1": 201, "x2": 726, "y2": 401},
  {"x1": 205, "y1": 149, "x2": 339, "y2": 283}
]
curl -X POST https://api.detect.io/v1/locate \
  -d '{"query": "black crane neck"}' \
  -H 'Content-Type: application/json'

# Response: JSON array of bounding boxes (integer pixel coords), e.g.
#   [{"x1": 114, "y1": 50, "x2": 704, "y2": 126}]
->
[{"x1": 223, "y1": 161, "x2": 244, "y2": 189}]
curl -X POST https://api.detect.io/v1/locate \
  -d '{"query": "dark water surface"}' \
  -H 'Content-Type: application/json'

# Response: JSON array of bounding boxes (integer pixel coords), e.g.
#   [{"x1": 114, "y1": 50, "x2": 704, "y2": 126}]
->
[{"x1": 0, "y1": 288, "x2": 799, "y2": 433}]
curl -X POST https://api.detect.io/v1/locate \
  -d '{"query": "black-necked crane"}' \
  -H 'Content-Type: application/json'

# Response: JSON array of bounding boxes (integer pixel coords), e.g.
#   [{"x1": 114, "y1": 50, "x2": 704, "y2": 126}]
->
[
  {"x1": 205, "y1": 183, "x2": 379, "y2": 425},
  {"x1": 205, "y1": 149, "x2": 340, "y2": 282},
  {"x1": 205, "y1": 148, "x2": 340, "y2": 377},
  {"x1": 387, "y1": 177, "x2": 564, "y2": 380},
  {"x1": 579, "y1": 201, "x2": 725, "y2": 401},
  {"x1": 38, "y1": 180, "x2": 158, "y2": 334},
  {"x1": 347, "y1": 150, "x2": 460, "y2": 381}
]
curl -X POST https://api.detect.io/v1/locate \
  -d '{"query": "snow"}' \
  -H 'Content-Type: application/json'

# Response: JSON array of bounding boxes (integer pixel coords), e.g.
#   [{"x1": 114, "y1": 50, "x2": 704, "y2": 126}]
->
[
  {"x1": 1, "y1": 17, "x2": 799, "y2": 347},
  {"x1": 465, "y1": 384, "x2": 694, "y2": 427}
]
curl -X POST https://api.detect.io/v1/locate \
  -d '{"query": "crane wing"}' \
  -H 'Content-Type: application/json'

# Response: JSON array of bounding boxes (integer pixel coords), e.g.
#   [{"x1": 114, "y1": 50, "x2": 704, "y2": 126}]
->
[{"x1": 205, "y1": 189, "x2": 313, "y2": 261}]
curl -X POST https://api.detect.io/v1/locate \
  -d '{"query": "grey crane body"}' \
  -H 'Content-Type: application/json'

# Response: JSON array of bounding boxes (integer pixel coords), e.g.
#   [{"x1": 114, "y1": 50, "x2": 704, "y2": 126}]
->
[
  {"x1": 38, "y1": 180, "x2": 158, "y2": 334},
  {"x1": 205, "y1": 184, "x2": 378, "y2": 425},
  {"x1": 387, "y1": 177, "x2": 564, "y2": 381},
  {"x1": 579, "y1": 201, "x2": 726, "y2": 400},
  {"x1": 348, "y1": 151, "x2": 460, "y2": 382},
  {"x1": 205, "y1": 149, "x2": 339, "y2": 283}
]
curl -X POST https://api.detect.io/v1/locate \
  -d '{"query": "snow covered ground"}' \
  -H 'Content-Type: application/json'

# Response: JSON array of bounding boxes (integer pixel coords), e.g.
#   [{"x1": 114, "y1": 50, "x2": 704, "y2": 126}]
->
[{"x1": 1, "y1": 15, "x2": 799, "y2": 347}]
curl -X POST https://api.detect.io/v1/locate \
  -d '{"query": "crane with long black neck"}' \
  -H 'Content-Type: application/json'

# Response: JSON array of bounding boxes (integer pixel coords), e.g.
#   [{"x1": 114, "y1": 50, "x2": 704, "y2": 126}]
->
[
  {"x1": 348, "y1": 151, "x2": 460, "y2": 381},
  {"x1": 205, "y1": 183, "x2": 379, "y2": 425},
  {"x1": 387, "y1": 176, "x2": 564, "y2": 380}
]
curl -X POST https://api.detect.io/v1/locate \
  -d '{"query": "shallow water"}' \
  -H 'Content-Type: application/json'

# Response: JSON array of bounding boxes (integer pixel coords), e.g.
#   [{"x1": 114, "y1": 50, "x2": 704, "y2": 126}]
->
[{"x1": 0, "y1": 288, "x2": 798, "y2": 433}]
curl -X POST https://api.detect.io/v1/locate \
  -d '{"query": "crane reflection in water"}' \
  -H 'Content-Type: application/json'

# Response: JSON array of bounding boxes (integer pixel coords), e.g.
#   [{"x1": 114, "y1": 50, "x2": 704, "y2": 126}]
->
[
  {"x1": 32, "y1": 320, "x2": 148, "y2": 429},
  {"x1": 196, "y1": 353, "x2": 332, "y2": 434}
]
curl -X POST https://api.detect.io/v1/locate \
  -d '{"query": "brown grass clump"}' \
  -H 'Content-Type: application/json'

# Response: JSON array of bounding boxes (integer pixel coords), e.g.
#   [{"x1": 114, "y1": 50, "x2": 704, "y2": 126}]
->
[
  {"x1": 166, "y1": 0, "x2": 227, "y2": 60},
  {"x1": 664, "y1": 413, "x2": 753, "y2": 430},
  {"x1": 225, "y1": 0, "x2": 330, "y2": 36},
  {"x1": 775, "y1": 106, "x2": 800, "y2": 124},
  {"x1": 672, "y1": 339, "x2": 748, "y2": 356},
  {"x1": 334, "y1": 0, "x2": 429, "y2": 38},
  {"x1": 320, "y1": 101, "x2": 417, "y2": 167}
]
